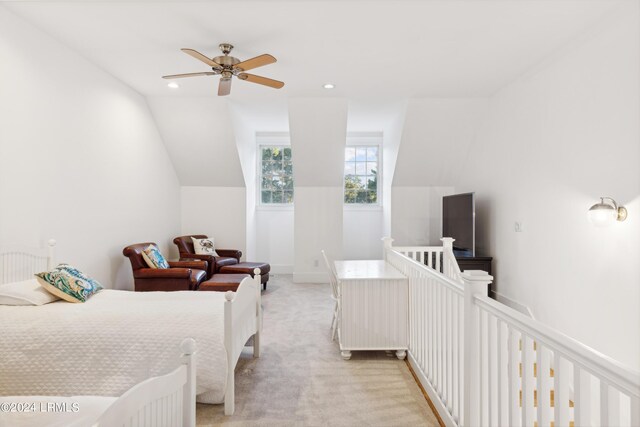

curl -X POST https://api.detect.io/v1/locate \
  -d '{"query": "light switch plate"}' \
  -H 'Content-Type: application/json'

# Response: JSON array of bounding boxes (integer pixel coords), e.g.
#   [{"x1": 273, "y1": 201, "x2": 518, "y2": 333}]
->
[{"x1": 515, "y1": 222, "x2": 524, "y2": 232}]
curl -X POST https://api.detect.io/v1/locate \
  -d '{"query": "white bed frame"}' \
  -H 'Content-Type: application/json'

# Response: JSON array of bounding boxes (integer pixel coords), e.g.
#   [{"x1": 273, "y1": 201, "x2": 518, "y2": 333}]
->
[
  {"x1": 1, "y1": 338, "x2": 197, "y2": 427},
  {"x1": 0, "y1": 239, "x2": 262, "y2": 416},
  {"x1": 95, "y1": 337, "x2": 197, "y2": 426}
]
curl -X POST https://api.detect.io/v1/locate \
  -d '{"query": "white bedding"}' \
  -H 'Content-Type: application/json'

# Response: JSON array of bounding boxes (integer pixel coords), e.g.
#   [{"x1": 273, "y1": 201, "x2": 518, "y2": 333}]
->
[{"x1": 0, "y1": 290, "x2": 228, "y2": 404}]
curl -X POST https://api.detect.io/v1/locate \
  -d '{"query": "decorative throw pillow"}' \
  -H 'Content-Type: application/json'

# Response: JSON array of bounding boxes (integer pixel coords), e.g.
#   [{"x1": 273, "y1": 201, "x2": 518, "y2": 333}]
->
[
  {"x1": 192, "y1": 237, "x2": 219, "y2": 257},
  {"x1": 0, "y1": 278, "x2": 61, "y2": 306},
  {"x1": 35, "y1": 264, "x2": 103, "y2": 303},
  {"x1": 141, "y1": 245, "x2": 170, "y2": 269}
]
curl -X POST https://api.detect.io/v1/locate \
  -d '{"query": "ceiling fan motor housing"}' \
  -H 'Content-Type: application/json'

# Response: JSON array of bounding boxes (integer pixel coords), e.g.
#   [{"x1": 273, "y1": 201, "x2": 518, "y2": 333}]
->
[{"x1": 213, "y1": 55, "x2": 240, "y2": 68}]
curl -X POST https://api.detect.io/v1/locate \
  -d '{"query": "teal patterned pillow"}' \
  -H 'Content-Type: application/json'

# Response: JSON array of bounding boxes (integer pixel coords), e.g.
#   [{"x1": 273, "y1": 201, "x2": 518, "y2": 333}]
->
[
  {"x1": 141, "y1": 245, "x2": 170, "y2": 269},
  {"x1": 35, "y1": 264, "x2": 103, "y2": 303}
]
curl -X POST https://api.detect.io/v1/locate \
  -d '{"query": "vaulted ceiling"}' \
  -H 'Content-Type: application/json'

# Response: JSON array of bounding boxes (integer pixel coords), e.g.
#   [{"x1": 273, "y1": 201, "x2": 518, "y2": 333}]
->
[
  {"x1": 3, "y1": 0, "x2": 625, "y2": 187},
  {"x1": 4, "y1": 0, "x2": 620, "y2": 98}
]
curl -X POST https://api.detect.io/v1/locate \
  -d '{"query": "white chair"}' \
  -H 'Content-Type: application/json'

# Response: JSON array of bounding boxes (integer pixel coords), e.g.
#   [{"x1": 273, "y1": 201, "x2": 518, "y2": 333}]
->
[{"x1": 321, "y1": 250, "x2": 340, "y2": 342}]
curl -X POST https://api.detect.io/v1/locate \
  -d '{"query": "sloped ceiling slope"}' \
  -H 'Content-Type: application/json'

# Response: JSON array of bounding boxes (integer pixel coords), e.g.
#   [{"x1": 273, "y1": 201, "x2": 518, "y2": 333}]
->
[
  {"x1": 146, "y1": 97, "x2": 245, "y2": 186},
  {"x1": 347, "y1": 98, "x2": 408, "y2": 187},
  {"x1": 228, "y1": 98, "x2": 289, "y2": 186},
  {"x1": 393, "y1": 99, "x2": 488, "y2": 187}
]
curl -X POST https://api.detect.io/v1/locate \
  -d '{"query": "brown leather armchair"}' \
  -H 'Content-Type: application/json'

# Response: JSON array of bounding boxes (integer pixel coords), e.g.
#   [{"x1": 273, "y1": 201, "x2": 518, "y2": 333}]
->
[
  {"x1": 123, "y1": 243, "x2": 208, "y2": 292},
  {"x1": 173, "y1": 235, "x2": 242, "y2": 279}
]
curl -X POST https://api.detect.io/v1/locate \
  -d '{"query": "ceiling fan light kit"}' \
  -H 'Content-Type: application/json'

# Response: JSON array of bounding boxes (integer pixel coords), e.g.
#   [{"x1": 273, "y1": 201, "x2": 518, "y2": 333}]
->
[{"x1": 162, "y1": 43, "x2": 284, "y2": 96}]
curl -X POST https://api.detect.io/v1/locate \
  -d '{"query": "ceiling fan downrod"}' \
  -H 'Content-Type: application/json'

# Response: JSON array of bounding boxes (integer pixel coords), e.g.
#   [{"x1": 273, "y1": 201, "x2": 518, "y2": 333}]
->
[{"x1": 219, "y1": 43, "x2": 233, "y2": 55}]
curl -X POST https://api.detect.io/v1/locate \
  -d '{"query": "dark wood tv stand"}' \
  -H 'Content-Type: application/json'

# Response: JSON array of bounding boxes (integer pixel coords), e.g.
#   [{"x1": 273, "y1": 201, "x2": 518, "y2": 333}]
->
[
  {"x1": 455, "y1": 256, "x2": 492, "y2": 274},
  {"x1": 455, "y1": 256, "x2": 493, "y2": 289}
]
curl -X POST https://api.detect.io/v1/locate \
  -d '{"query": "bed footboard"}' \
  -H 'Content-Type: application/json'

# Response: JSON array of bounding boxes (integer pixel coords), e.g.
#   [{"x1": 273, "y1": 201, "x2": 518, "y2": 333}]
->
[
  {"x1": 223, "y1": 269, "x2": 262, "y2": 416},
  {"x1": 95, "y1": 338, "x2": 197, "y2": 427}
]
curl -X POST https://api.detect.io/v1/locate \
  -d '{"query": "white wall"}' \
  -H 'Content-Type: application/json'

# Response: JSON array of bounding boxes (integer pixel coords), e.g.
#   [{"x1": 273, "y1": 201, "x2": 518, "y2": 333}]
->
[
  {"x1": 343, "y1": 209, "x2": 384, "y2": 259},
  {"x1": 455, "y1": 4, "x2": 640, "y2": 369},
  {"x1": 290, "y1": 98, "x2": 347, "y2": 282},
  {"x1": 294, "y1": 187, "x2": 343, "y2": 282},
  {"x1": 256, "y1": 209, "x2": 294, "y2": 273},
  {"x1": 391, "y1": 187, "x2": 455, "y2": 246},
  {"x1": 180, "y1": 187, "x2": 246, "y2": 258},
  {"x1": 0, "y1": 6, "x2": 180, "y2": 290}
]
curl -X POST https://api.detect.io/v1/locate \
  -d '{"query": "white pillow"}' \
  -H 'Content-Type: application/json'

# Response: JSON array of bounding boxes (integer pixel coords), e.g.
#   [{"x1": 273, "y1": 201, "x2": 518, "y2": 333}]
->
[
  {"x1": 0, "y1": 278, "x2": 61, "y2": 306},
  {"x1": 192, "y1": 237, "x2": 219, "y2": 256}
]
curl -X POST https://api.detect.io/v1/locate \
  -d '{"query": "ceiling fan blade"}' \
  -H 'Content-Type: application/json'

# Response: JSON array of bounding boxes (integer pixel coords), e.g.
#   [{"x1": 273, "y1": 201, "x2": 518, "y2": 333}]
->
[
  {"x1": 234, "y1": 54, "x2": 276, "y2": 72},
  {"x1": 238, "y1": 73, "x2": 285, "y2": 89},
  {"x1": 218, "y1": 78, "x2": 232, "y2": 96},
  {"x1": 181, "y1": 48, "x2": 218, "y2": 67},
  {"x1": 162, "y1": 72, "x2": 216, "y2": 79}
]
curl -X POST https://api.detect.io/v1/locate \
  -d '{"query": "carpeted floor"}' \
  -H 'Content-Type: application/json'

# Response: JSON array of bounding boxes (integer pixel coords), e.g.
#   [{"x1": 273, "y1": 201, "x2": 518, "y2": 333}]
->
[{"x1": 196, "y1": 275, "x2": 440, "y2": 426}]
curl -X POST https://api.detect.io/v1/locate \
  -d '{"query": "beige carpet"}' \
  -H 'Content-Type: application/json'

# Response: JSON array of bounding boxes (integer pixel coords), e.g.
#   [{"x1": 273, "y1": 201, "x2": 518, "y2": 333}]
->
[{"x1": 196, "y1": 275, "x2": 440, "y2": 426}]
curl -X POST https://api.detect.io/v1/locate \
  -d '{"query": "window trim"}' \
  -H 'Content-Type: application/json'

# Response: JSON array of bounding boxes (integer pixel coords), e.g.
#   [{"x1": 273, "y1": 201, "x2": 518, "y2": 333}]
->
[
  {"x1": 257, "y1": 134, "x2": 293, "y2": 210},
  {"x1": 343, "y1": 133, "x2": 383, "y2": 208}
]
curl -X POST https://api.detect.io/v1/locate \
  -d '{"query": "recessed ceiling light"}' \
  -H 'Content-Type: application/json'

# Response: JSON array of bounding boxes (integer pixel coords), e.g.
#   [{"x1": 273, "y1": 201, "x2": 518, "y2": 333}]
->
[
  {"x1": 167, "y1": 82, "x2": 180, "y2": 89},
  {"x1": 323, "y1": 83, "x2": 335, "y2": 89}
]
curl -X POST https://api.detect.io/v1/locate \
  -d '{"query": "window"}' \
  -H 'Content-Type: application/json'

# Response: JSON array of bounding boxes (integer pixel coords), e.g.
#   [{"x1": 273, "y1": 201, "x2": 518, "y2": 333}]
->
[
  {"x1": 344, "y1": 145, "x2": 379, "y2": 204},
  {"x1": 260, "y1": 145, "x2": 293, "y2": 204}
]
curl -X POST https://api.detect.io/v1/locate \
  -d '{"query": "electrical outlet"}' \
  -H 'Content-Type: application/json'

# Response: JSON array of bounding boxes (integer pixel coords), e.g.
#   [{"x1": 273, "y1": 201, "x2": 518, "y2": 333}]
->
[
  {"x1": 313, "y1": 259, "x2": 319, "y2": 267},
  {"x1": 515, "y1": 222, "x2": 524, "y2": 232}
]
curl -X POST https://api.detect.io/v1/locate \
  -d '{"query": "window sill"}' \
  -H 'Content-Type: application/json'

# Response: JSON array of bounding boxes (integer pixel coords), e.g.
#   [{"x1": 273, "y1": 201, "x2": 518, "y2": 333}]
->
[
  {"x1": 343, "y1": 204, "x2": 383, "y2": 212},
  {"x1": 256, "y1": 204, "x2": 294, "y2": 212}
]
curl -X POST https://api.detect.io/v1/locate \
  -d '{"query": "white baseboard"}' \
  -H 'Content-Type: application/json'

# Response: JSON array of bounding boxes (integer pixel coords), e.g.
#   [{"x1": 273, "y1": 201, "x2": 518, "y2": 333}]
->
[
  {"x1": 292, "y1": 271, "x2": 329, "y2": 283},
  {"x1": 268, "y1": 264, "x2": 294, "y2": 275},
  {"x1": 407, "y1": 352, "x2": 457, "y2": 427}
]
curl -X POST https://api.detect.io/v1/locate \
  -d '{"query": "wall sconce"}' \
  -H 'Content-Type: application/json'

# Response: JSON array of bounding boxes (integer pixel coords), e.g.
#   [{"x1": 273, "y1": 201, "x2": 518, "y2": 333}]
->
[{"x1": 588, "y1": 197, "x2": 627, "y2": 227}]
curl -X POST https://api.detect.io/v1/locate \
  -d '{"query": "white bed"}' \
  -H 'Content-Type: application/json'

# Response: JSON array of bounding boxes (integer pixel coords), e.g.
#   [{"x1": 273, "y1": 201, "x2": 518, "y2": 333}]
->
[
  {"x1": 0, "y1": 337, "x2": 197, "y2": 427},
  {"x1": 0, "y1": 240, "x2": 261, "y2": 415}
]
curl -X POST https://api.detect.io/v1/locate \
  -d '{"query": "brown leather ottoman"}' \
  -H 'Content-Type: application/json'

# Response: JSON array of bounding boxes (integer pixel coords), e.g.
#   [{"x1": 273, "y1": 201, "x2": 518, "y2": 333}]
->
[
  {"x1": 218, "y1": 262, "x2": 270, "y2": 290},
  {"x1": 198, "y1": 273, "x2": 250, "y2": 292}
]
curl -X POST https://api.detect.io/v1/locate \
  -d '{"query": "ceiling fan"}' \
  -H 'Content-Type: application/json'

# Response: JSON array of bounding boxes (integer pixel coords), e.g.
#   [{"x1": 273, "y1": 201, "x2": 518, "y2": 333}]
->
[{"x1": 162, "y1": 43, "x2": 284, "y2": 96}]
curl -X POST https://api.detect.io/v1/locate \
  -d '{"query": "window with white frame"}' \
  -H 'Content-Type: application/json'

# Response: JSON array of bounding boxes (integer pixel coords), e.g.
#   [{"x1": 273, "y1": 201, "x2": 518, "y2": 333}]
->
[
  {"x1": 259, "y1": 145, "x2": 294, "y2": 204},
  {"x1": 344, "y1": 144, "x2": 380, "y2": 204}
]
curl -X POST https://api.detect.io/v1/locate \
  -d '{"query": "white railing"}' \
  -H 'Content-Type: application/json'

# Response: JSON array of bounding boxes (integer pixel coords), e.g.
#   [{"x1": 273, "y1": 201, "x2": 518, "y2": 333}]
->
[
  {"x1": 471, "y1": 294, "x2": 640, "y2": 427},
  {"x1": 386, "y1": 244, "x2": 466, "y2": 424},
  {"x1": 393, "y1": 244, "x2": 444, "y2": 271},
  {"x1": 392, "y1": 238, "x2": 463, "y2": 282},
  {"x1": 383, "y1": 237, "x2": 640, "y2": 427}
]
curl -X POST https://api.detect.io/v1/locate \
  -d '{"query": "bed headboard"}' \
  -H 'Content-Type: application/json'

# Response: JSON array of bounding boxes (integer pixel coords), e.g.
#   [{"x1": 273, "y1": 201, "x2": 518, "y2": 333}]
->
[{"x1": 0, "y1": 239, "x2": 56, "y2": 285}]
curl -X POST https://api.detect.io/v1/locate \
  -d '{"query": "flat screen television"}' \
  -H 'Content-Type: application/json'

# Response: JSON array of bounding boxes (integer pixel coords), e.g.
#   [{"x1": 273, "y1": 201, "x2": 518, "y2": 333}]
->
[{"x1": 442, "y1": 192, "x2": 475, "y2": 257}]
